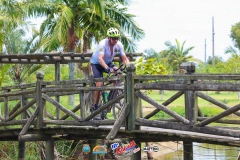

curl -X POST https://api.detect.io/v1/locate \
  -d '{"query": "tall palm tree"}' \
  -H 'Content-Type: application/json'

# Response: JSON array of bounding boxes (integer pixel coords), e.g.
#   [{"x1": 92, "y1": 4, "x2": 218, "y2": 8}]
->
[{"x1": 164, "y1": 39, "x2": 194, "y2": 73}]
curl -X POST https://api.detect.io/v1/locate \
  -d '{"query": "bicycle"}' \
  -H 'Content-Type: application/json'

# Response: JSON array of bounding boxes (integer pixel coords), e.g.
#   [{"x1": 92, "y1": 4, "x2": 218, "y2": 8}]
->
[{"x1": 85, "y1": 64, "x2": 126, "y2": 120}]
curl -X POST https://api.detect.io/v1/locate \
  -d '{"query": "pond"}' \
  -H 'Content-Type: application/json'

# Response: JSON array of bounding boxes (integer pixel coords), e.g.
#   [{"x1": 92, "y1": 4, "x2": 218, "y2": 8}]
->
[{"x1": 158, "y1": 142, "x2": 240, "y2": 160}]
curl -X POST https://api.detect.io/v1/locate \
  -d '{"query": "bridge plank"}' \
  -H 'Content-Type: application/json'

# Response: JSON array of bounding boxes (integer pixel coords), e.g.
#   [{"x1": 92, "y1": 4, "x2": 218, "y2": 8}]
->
[{"x1": 0, "y1": 125, "x2": 240, "y2": 147}]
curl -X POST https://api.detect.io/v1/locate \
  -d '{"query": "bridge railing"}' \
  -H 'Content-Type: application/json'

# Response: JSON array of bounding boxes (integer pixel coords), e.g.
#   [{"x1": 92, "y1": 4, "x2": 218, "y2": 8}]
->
[
  {"x1": 121, "y1": 63, "x2": 240, "y2": 145},
  {"x1": 1, "y1": 63, "x2": 240, "y2": 145},
  {"x1": 0, "y1": 70, "x2": 126, "y2": 133}
]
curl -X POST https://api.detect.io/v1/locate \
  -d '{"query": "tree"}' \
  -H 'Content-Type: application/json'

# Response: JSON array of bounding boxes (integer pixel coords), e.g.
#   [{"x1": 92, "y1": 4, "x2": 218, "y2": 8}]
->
[
  {"x1": 135, "y1": 57, "x2": 166, "y2": 75},
  {"x1": 0, "y1": 0, "x2": 39, "y2": 86},
  {"x1": 164, "y1": 39, "x2": 194, "y2": 73},
  {"x1": 230, "y1": 22, "x2": 240, "y2": 50},
  {"x1": 25, "y1": 0, "x2": 144, "y2": 105},
  {"x1": 143, "y1": 48, "x2": 173, "y2": 74},
  {"x1": 0, "y1": 0, "x2": 26, "y2": 52},
  {"x1": 4, "y1": 29, "x2": 42, "y2": 84},
  {"x1": 225, "y1": 45, "x2": 240, "y2": 58},
  {"x1": 197, "y1": 56, "x2": 225, "y2": 73}
]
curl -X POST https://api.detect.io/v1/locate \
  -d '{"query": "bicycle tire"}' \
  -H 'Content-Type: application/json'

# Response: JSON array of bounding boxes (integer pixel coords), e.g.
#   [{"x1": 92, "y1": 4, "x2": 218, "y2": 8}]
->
[
  {"x1": 109, "y1": 89, "x2": 125, "y2": 119},
  {"x1": 84, "y1": 91, "x2": 94, "y2": 116},
  {"x1": 85, "y1": 91, "x2": 104, "y2": 117}
]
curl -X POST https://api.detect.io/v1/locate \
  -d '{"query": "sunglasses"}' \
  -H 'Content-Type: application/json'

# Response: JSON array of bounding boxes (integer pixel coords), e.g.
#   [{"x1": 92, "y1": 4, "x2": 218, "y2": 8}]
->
[{"x1": 111, "y1": 37, "x2": 119, "y2": 40}]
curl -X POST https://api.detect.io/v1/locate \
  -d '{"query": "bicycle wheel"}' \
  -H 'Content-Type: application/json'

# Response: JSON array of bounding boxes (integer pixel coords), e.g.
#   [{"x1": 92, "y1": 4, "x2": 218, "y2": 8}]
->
[
  {"x1": 109, "y1": 89, "x2": 125, "y2": 119},
  {"x1": 84, "y1": 91, "x2": 94, "y2": 116},
  {"x1": 85, "y1": 91, "x2": 104, "y2": 117}
]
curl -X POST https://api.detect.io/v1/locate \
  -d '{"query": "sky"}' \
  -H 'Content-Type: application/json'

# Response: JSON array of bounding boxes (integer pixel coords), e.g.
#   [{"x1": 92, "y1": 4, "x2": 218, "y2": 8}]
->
[{"x1": 128, "y1": 0, "x2": 240, "y2": 62}]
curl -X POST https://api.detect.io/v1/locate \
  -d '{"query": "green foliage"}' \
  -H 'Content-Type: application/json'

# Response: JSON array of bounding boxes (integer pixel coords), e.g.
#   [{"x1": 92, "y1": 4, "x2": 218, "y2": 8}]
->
[
  {"x1": 152, "y1": 106, "x2": 223, "y2": 119},
  {"x1": 153, "y1": 106, "x2": 185, "y2": 119},
  {"x1": 197, "y1": 55, "x2": 240, "y2": 74},
  {"x1": 135, "y1": 57, "x2": 166, "y2": 75},
  {"x1": 224, "y1": 55, "x2": 240, "y2": 73},
  {"x1": 164, "y1": 39, "x2": 195, "y2": 72},
  {"x1": 0, "y1": 64, "x2": 11, "y2": 86},
  {"x1": 230, "y1": 22, "x2": 240, "y2": 50},
  {"x1": 39, "y1": 64, "x2": 80, "y2": 81}
]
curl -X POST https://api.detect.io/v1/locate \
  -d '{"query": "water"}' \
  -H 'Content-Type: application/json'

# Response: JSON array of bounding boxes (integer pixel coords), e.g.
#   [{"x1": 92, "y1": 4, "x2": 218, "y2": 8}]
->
[{"x1": 158, "y1": 143, "x2": 240, "y2": 160}]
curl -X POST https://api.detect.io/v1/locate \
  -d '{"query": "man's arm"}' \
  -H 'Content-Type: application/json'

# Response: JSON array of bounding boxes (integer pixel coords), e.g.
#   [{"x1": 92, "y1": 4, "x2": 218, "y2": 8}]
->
[
  {"x1": 98, "y1": 54, "x2": 109, "y2": 70},
  {"x1": 121, "y1": 54, "x2": 130, "y2": 65}
]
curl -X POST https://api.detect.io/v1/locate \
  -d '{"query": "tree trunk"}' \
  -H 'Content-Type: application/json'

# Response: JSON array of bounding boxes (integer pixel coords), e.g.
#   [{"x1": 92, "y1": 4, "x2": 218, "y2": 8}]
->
[
  {"x1": 67, "y1": 22, "x2": 76, "y2": 106},
  {"x1": 71, "y1": 35, "x2": 92, "y2": 159}
]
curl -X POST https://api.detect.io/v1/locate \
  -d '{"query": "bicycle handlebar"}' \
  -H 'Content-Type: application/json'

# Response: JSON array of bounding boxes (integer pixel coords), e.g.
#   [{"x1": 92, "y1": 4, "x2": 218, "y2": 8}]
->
[{"x1": 107, "y1": 64, "x2": 126, "y2": 77}]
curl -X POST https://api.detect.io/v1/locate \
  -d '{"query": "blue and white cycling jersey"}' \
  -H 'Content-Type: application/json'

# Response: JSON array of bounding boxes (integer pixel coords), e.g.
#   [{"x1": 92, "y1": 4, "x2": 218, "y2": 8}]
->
[{"x1": 90, "y1": 38, "x2": 125, "y2": 64}]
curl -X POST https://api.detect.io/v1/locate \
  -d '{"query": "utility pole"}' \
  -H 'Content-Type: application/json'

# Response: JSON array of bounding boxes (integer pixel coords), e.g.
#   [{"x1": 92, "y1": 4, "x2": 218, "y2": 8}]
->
[
  {"x1": 204, "y1": 39, "x2": 207, "y2": 64},
  {"x1": 212, "y1": 16, "x2": 215, "y2": 65}
]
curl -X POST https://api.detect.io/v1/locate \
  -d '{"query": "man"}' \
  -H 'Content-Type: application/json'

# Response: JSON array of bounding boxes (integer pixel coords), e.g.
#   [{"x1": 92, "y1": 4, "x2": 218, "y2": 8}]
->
[{"x1": 90, "y1": 27, "x2": 130, "y2": 120}]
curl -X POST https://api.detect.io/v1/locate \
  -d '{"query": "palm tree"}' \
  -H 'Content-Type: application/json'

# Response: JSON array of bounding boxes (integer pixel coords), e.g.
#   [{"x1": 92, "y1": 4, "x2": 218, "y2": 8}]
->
[
  {"x1": 225, "y1": 45, "x2": 240, "y2": 58},
  {"x1": 0, "y1": 0, "x2": 34, "y2": 86},
  {"x1": 4, "y1": 28, "x2": 42, "y2": 84},
  {"x1": 164, "y1": 39, "x2": 194, "y2": 73},
  {"x1": 143, "y1": 48, "x2": 160, "y2": 59},
  {"x1": 0, "y1": 0, "x2": 26, "y2": 51},
  {"x1": 25, "y1": 0, "x2": 144, "y2": 104}
]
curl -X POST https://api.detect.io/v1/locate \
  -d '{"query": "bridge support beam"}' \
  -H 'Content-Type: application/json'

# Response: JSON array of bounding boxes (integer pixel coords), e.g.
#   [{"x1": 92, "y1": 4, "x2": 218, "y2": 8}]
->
[
  {"x1": 18, "y1": 142, "x2": 25, "y2": 160},
  {"x1": 184, "y1": 81, "x2": 197, "y2": 160},
  {"x1": 36, "y1": 71, "x2": 44, "y2": 129},
  {"x1": 126, "y1": 64, "x2": 136, "y2": 130},
  {"x1": 183, "y1": 141, "x2": 193, "y2": 160},
  {"x1": 46, "y1": 139, "x2": 54, "y2": 160}
]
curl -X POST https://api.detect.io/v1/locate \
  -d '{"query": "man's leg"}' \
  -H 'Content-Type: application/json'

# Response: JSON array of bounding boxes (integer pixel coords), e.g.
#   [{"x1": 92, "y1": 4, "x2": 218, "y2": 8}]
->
[
  {"x1": 94, "y1": 81, "x2": 103, "y2": 105},
  {"x1": 90, "y1": 64, "x2": 105, "y2": 120}
]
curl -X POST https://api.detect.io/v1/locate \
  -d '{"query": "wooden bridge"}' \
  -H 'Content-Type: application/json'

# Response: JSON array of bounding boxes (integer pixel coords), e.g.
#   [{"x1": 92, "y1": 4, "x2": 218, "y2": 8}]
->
[{"x1": 1, "y1": 53, "x2": 240, "y2": 159}]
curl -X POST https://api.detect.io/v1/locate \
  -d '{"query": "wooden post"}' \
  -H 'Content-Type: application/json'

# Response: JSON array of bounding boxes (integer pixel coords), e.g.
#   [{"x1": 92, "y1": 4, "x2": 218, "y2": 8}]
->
[
  {"x1": 132, "y1": 79, "x2": 142, "y2": 159},
  {"x1": 89, "y1": 139, "x2": 97, "y2": 160},
  {"x1": 55, "y1": 62, "x2": 60, "y2": 119},
  {"x1": 125, "y1": 63, "x2": 136, "y2": 130},
  {"x1": 183, "y1": 141, "x2": 193, "y2": 160},
  {"x1": 20, "y1": 82, "x2": 27, "y2": 120},
  {"x1": 18, "y1": 142, "x2": 25, "y2": 160},
  {"x1": 46, "y1": 139, "x2": 54, "y2": 160},
  {"x1": 18, "y1": 83, "x2": 27, "y2": 159},
  {"x1": 36, "y1": 71, "x2": 44, "y2": 129},
  {"x1": 80, "y1": 83, "x2": 86, "y2": 119},
  {"x1": 134, "y1": 79, "x2": 141, "y2": 130},
  {"x1": 3, "y1": 89, "x2": 10, "y2": 121},
  {"x1": 125, "y1": 64, "x2": 141, "y2": 160},
  {"x1": 184, "y1": 80, "x2": 197, "y2": 160}
]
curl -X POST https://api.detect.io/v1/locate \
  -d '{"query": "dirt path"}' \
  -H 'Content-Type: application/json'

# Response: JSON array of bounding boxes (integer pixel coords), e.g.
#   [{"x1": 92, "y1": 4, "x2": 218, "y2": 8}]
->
[
  {"x1": 137, "y1": 106, "x2": 183, "y2": 159},
  {"x1": 141, "y1": 141, "x2": 182, "y2": 160}
]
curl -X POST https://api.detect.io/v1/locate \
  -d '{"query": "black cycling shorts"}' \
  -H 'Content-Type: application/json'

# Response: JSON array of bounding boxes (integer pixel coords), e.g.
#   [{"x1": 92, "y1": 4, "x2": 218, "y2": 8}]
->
[{"x1": 91, "y1": 63, "x2": 115, "y2": 78}]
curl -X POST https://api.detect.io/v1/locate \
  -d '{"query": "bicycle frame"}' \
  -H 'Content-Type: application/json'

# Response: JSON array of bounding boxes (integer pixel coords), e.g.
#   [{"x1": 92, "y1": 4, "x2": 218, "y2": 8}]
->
[{"x1": 85, "y1": 64, "x2": 126, "y2": 120}]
